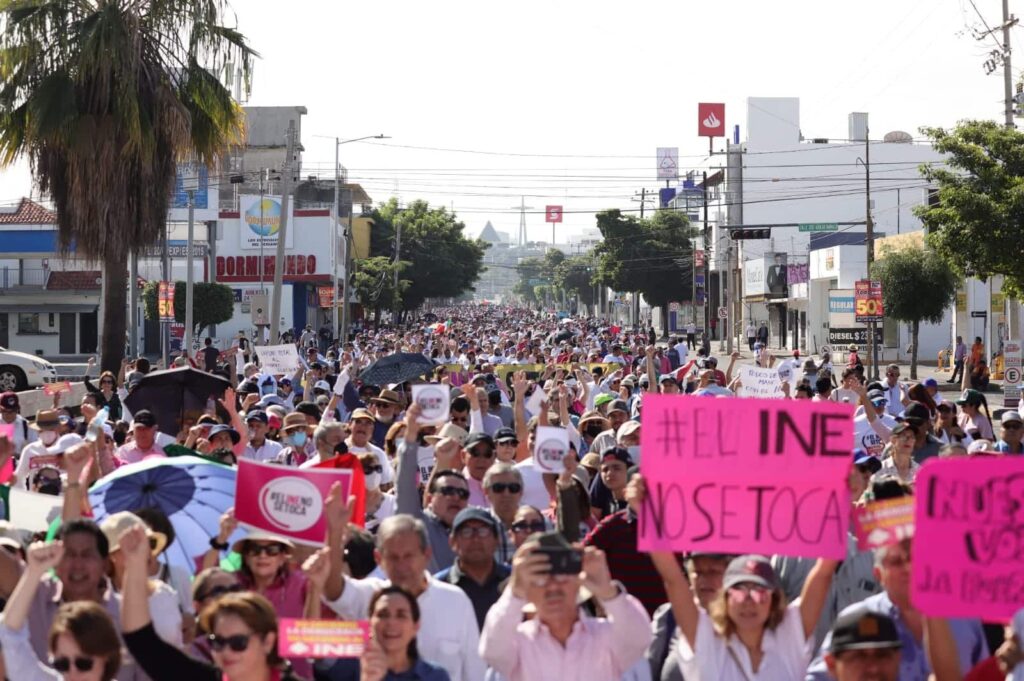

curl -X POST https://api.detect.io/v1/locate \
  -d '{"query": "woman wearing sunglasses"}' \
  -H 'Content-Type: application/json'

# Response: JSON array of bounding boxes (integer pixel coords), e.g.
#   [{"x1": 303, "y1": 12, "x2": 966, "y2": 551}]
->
[
  {"x1": 0, "y1": 541, "x2": 122, "y2": 681},
  {"x1": 84, "y1": 359, "x2": 123, "y2": 422},
  {"x1": 187, "y1": 568, "x2": 243, "y2": 663},
  {"x1": 120, "y1": 526, "x2": 308, "y2": 681},
  {"x1": 360, "y1": 586, "x2": 450, "y2": 681},
  {"x1": 634, "y1": 476, "x2": 837, "y2": 680},
  {"x1": 359, "y1": 452, "x2": 395, "y2": 532}
]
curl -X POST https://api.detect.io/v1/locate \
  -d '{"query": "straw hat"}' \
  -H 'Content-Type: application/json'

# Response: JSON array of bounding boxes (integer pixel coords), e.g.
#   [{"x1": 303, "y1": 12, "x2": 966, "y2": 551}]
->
[{"x1": 100, "y1": 512, "x2": 168, "y2": 557}]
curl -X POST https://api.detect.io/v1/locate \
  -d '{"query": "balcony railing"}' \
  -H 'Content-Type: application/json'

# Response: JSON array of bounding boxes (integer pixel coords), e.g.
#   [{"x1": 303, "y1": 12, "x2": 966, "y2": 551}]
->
[{"x1": 1, "y1": 268, "x2": 48, "y2": 288}]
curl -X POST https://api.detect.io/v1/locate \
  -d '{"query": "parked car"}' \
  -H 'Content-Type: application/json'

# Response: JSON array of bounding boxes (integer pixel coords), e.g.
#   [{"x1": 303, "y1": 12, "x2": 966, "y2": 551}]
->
[{"x1": 0, "y1": 347, "x2": 58, "y2": 392}]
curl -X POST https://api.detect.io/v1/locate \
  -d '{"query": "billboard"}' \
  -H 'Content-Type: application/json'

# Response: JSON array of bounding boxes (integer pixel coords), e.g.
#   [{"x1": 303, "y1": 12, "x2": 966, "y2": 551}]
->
[
  {"x1": 698, "y1": 103, "x2": 726, "y2": 137},
  {"x1": 854, "y1": 280, "x2": 884, "y2": 323},
  {"x1": 239, "y1": 195, "x2": 295, "y2": 250},
  {"x1": 656, "y1": 147, "x2": 679, "y2": 180}
]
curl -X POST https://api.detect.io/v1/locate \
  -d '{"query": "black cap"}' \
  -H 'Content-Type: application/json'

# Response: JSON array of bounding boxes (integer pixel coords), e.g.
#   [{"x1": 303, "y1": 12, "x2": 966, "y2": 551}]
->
[
  {"x1": 132, "y1": 410, "x2": 157, "y2": 428},
  {"x1": 464, "y1": 432, "x2": 495, "y2": 450},
  {"x1": 451, "y1": 507, "x2": 498, "y2": 534},
  {"x1": 207, "y1": 424, "x2": 240, "y2": 445},
  {"x1": 294, "y1": 402, "x2": 321, "y2": 419},
  {"x1": 245, "y1": 410, "x2": 268, "y2": 424},
  {"x1": 494, "y1": 427, "x2": 517, "y2": 443},
  {"x1": 897, "y1": 401, "x2": 930, "y2": 424},
  {"x1": 830, "y1": 604, "x2": 902, "y2": 653}
]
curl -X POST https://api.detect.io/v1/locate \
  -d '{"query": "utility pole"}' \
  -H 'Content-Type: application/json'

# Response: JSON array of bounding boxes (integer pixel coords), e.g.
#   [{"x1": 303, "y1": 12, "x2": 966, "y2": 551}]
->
[
  {"x1": 1004, "y1": 0, "x2": 1017, "y2": 127},
  {"x1": 393, "y1": 218, "x2": 402, "y2": 320},
  {"x1": 339, "y1": 186, "x2": 352, "y2": 344},
  {"x1": 184, "y1": 184, "x2": 196, "y2": 360},
  {"x1": 702, "y1": 171, "x2": 711, "y2": 340},
  {"x1": 270, "y1": 121, "x2": 296, "y2": 345},
  {"x1": 511, "y1": 197, "x2": 533, "y2": 245},
  {"x1": 129, "y1": 249, "x2": 138, "y2": 357},
  {"x1": 864, "y1": 122, "x2": 880, "y2": 380},
  {"x1": 332, "y1": 140, "x2": 340, "y2": 338},
  {"x1": 161, "y1": 218, "x2": 170, "y2": 368}
]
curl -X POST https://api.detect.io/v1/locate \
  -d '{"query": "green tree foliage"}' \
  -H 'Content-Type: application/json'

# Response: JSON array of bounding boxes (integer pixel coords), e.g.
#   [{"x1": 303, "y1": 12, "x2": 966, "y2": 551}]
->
[
  {"x1": 352, "y1": 256, "x2": 410, "y2": 328},
  {"x1": 0, "y1": 1, "x2": 255, "y2": 372},
  {"x1": 142, "y1": 281, "x2": 235, "y2": 337},
  {"x1": 554, "y1": 256, "x2": 598, "y2": 306},
  {"x1": 917, "y1": 120, "x2": 1024, "y2": 297},
  {"x1": 367, "y1": 199, "x2": 487, "y2": 314},
  {"x1": 592, "y1": 209, "x2": 697, "y2": 328},
  {"x1": 870, "y1": 245, "x2": 958, "y2": 379}
]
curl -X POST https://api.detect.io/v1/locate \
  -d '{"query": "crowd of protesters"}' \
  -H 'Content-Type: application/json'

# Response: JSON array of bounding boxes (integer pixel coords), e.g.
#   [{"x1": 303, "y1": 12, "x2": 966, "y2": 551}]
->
[{"x1": 0, "y1": 303, "x2": 1017, "y2": 681}]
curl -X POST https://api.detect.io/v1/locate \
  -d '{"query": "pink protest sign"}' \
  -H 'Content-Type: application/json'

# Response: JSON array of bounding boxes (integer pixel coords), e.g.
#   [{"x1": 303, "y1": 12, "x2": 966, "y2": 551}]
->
[
  {"x1": 913, "y1": 457, "x2": 1024, "y2": 620},
  {"x1": 638, "y1": 394, "x2": 854, "y2": 558},
  {"x1": 277, "y1": 619, "x2": 368, "y2": 659},
  {"x1": 854, "y1": 497, "x2": 914, "y2": 551},
  {"x1": 234, "y1": 459, "x2": 352, "y2": 546}
]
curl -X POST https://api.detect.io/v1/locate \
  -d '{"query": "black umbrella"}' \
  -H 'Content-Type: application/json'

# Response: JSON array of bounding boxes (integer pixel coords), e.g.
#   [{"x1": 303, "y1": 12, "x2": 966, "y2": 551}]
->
[
  {"x1": 124, "y1": 367, "x2": 231, "y2": 435},
  {"x1": 358, "y1": 352, "x2": 435, "y2": 387}
]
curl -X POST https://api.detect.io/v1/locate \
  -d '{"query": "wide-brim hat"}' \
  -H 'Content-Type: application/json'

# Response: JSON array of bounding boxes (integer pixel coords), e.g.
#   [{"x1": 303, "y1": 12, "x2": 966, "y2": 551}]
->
[
  {"x1": 371, "y1": 389, "x2": 402, "y2": 406},
  {"x1": 281, "y1": 413, "x2": 311, "y2": 433},
  {"x1": 30, "y1": 409, "x2": 61, "y2": 431},
  {"x1": 424, "y1": 422, "x2": 468, "y2": 446},
  {"x1": 100, "y1": 511, "x2": 168, "y2": 557},
  {"x1": 231, "y1": 530, "x2": 296, "y2": 555}
]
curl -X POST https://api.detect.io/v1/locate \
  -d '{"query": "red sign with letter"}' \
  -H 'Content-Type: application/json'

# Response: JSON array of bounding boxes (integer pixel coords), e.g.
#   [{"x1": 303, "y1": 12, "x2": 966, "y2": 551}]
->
[
  {"x1": 855, "y1": 279, "x2": 884, "y2": 323},
  {"x1": 698, "y1": 103, "x2": 726, "y2": 137},
  {"x1": 545, "y1": 205, "x2": 563, "y2": 223}
]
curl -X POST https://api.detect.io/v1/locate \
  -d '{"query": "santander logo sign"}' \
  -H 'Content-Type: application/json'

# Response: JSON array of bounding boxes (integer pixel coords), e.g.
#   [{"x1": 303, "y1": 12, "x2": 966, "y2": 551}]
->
[{"x1": 698, "y1": 103, "x2": 726, "y2": 138}]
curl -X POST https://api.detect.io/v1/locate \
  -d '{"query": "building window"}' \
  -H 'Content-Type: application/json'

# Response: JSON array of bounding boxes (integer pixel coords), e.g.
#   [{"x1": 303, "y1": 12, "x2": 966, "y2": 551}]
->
[{"x1": 17, "y1": 313, "x2": 39, "y2": 333}]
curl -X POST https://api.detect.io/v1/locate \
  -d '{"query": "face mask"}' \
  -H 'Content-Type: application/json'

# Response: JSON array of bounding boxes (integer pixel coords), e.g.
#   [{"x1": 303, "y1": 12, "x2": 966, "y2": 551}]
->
[
  {"x1": 39, "y1": 431, "x2": 59, "y2": 446},
  {"x1": 627, "y1": 445, "x2": 641, "y2": 462},
  {"x1": 247, "y1": 428, "x2": 256, "y2": 440},
  {"x1": 290, "y1": 431, "x2": 308, "y2": 447},
  {"x1": 364, "y1": 472, "x2": 382, "y2": 490}
]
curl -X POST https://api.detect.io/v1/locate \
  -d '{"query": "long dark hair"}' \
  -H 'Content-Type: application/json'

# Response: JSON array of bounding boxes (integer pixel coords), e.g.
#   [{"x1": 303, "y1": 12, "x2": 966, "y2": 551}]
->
[{"x1": 369, "y1": 586, "x2": 420, "y2": 662}]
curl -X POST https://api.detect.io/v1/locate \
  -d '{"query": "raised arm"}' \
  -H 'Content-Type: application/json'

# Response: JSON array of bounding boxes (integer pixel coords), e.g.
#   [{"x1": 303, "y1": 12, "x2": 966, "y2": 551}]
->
[
  {"x1": 924, "y1": 616, "x2": 963, "y2": 681},
  {"x1": 512, "y1": 372, "x2": 529, "y2": 461},
  {"x1": 798, "y1": 558, "x2": 839, "y2": 639},
  {"x1": 2, "y1": 542, "x2": 61, "y2": 632},
  {"x1": 395, "y1": 406, "x2": 427, "y2": 518},
  {"x1": 645, "y1": 346, "x2": 658, "y2": 393},
  {"x1": 725, "y1": 351, "x2": 741, "y2": 384},
  {"x1": 201, "y1": 508, "x2": 237, "y2": 570},
  {"x1": 322, "y1": 481, "x2": 353, "y2": 602},
  {"x1": 61, "y1": 442, "x2": 94, "y2": 522}
]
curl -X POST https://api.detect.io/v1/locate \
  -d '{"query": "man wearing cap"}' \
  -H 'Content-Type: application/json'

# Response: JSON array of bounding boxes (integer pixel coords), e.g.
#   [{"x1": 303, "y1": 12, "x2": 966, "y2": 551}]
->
[
  {"x1": 590, "y1": 399, "x2": 631, "y2": 457},
  {"x1": 996, "y1": 410, "x2": 1024, "y2": 454},
  {"x1": 346, "y1": 407, "x2": 393, "y2": 487},
  {"x1": 898, "y1": 401, "x2": 942, "y2": 462},
  {"x1": 822, "y1": 605, "x2": 903, "y2": 680},
  {"x1": 115, "y1": 409, "x2": 168, "y2": 465},
  {"x1": 240, "y1": 409, "x2": 283, "y2": 463},
  {"x1": 480, "y1": 530, "x2": 651, "y2": 681},
  {"x1": 461, "y1": 431, "x2": 497, "y2": 507},
  {"x1": 435, "y1": 507, "x2": 511, "y2": 630},
  {"x1": 807, "y1": 539, "x2": 989, "y2": 681},
  {"x1": 0, "y1": 391, "x2": 36, "y2": 454},
  {"x1": 853, "y1": 384, "x2": 898, "y2": 456}
]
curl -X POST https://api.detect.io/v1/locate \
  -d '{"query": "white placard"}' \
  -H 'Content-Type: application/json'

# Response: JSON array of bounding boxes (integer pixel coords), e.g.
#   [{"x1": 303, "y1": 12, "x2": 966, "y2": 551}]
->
[
  {"x1": 739, "y1": 364, "x2": 784, "y2": 399},
  {"x1": 412, "y1": 384, "x2": 450, "y2": 425},
  {"x1": 255, "y1": 344, "x2": 300, "y2": 376},
  {"x1": 534, "y1": 425, "x2": 570, "y2": 473},
  {"x1": 9, "y1": 487, "x2": 63, "y2": 533},
  {"x1": 525, "y1": 386, "x2": 545, "y2": 416}
]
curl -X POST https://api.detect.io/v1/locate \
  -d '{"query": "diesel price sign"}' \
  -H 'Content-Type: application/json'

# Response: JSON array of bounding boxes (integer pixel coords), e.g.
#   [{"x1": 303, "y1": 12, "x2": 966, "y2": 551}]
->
[{"x1": 854, "y1": 280, "x2": 884, "y2": 323}]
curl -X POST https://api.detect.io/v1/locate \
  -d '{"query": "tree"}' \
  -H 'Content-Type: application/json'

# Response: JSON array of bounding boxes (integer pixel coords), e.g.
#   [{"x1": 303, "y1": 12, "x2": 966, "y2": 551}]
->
[
  {"x1": 513, "y1": 257, "x2": 545, "y2": 308},
  {"x1": 870, "y1": 245, "x2": 958, "y2": 379},
  {"x1": 0, "y1": 1, "x2": 255, "y2": 372},
  {"x1": 554, "y1": 256, "x2": 598, "y2": 307},
  {"x1": 142, "y1": 281, "x2": 234, "y2": 338},
  {"x1": 917, "y1": 120, "x2": 1024, "y2": 297},
  {"x1": 592, "y1": 209, "x2": 697, "y2": 331},
  {"x1": 352, "y1": 256, "x2": 409, "y2": 329},
  {"x1": 367, "y1": 199, "x2": 487, "y2": 317}
]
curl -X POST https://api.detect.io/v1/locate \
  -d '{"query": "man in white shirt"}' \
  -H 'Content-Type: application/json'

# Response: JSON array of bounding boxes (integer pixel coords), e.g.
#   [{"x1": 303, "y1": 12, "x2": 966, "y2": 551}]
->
[
  {"x1": 0, "y1": 392, "x2": 36, "y2": 454},
  {"x1": 882, "y1": 364, "x2": 904, "y2": 418},
  {"x1": 853, "y1": 390, "x2": 897, "y2": 456},
  {"x1": 323, "y1": 514, "x2": 485, "y2": 681},
  {"x1": 745, "y1": 323, "x2": 757, "y2": 351},
  {"x1": 346, "y1": 408, "x2": 394, "y2": 486},
  {"x1": 240, "y1": 410, "x2": 283, "y2": 462},
  {"x1": 602, "y1": 345, "x2": 627, "y2": 365},
  {"x1": 673, "y1": 337, "x2": 689, "y2": 367}
]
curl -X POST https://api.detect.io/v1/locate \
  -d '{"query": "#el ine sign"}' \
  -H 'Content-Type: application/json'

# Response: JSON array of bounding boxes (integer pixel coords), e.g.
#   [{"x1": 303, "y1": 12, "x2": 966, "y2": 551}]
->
[{"x1": 698, "y1": 103, "x2": 725, "y2": 138}]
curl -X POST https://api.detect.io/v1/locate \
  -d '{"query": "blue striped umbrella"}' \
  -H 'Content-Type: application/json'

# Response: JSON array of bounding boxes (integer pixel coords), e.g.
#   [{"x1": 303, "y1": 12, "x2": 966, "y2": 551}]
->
[{"x1": 88, "y1": 456, "x2": 244, "y2": 575}]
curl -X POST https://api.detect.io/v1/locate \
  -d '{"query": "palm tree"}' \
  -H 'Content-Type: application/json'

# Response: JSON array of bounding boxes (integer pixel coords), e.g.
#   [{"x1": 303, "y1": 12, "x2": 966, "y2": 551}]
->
[{"x1": 0, "y1": 0, "x2": 255, "y2": 372}]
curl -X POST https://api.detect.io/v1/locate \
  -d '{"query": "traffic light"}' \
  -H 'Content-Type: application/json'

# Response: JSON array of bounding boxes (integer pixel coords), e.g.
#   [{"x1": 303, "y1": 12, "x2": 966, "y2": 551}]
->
[{"x1": 730, "y1": 228, "x2": 771, "y2": 240}]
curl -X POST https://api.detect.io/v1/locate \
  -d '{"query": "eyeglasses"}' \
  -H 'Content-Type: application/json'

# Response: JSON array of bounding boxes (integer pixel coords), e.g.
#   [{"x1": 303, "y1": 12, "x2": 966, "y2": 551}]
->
[
  {"x1": 510, "y1": 520, "x2": 546, "y2": 534},
  {"x1": 362, "y1": 464, "x2": 383, "y2": 474},
  {"x1": 455, "y1": 525, "x2": 495, "y2": 540},
  {"x1": 244, "y1": 543, "x2": 286, "y2": 557},
  {"x1": 197, "y1": 583, "x2": 243, "y2": 601},
  {"x1": 99, "y1": 379, "x2": 114, "y2": 385},
  {"x1": 437, "y1": 485, "x2": 470, "y2": 500},
  {"x1": 1005, "y1": 423, "x2": 1023, "y2": 430},
  {"x1": 50, "y1": 656, "x2": 95, "y2": 673},
  {"x1": 468, "y1": 448, "x2": 495, "y2": 459},
  {"x1": 488, "y1": 482, "x2": 522, "y2": 494},
  {"x1": 727, "y1": 584, "x2": 771, "y2": 604},
  {"x1": 208, "y1": 633, "x2": 253, "y2": 653}
]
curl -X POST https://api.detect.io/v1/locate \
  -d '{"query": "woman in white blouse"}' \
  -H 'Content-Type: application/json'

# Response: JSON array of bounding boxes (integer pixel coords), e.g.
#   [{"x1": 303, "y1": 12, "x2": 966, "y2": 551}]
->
[{"x1": 633, "y1": 476, "x2": 837, "y2": 681}]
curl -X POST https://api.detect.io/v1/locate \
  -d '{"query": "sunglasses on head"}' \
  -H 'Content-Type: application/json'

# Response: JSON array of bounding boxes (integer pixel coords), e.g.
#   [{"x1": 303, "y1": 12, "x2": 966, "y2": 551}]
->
[
  {"x1": 437, "y1": 485, "x2": 470, "y2": 500},
  {"x1": 488, "y1": 482, "x2": 522, "y2": 494},
  {"x1": 244, "y1": 543, "x2": 286, "y2": 557},
  {"x1": 50, "y1": 656, "x2": 95, "y2": 673},
  {"x1": 198, "y1": 583, "x2": 243, "y2": 601},
  {"x1": 208, "y1": 633, "x2": 253, "y2": 653},
  {"x1": 510, "y1": 520, "x2": 546, "y2": 533}
]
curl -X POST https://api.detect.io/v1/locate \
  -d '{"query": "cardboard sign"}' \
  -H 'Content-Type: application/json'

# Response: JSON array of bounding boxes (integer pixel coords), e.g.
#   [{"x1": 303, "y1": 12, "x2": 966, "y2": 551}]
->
[
  {"x1": 278, "y1": 619, "x2": 368, "y2": 659},
  {"x1": 9, "y1": 487, "x2": 62, "y2": 532},
  {"x1": 411, "y1": 384, "x2": 450, "y2": 425},
  {"x1": 854, "y1": 497, "x2": 914, "y2": 550},
  {"x1": 43, "y1": 381, "x2": 71, "y2": 396},
  {"x1": 739, "y1": 365, "x2": 783, "y2": 399},
  {"x1": 638, "y1": 394, "x2": 854, "y2": 558},
  {"x1": 534, "y1": 425, "x2": 569, "y2": 473},
  {"x1": 255, "y1": 344, "x2": 300, "y2": 376},
  {"x1": 234, "y1": 459, "x2": 352, "y2": 546},
  {"x1": 913, "y1": 458, "x2": 1024, "y2": 620},
  {"x1": 525, "y1": 387, "x2": 545, "y2": 416}
]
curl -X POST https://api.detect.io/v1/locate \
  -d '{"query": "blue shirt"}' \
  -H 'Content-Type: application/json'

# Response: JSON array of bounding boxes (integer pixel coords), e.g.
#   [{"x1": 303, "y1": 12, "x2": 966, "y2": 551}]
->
[{"x1": 805, "y1": 592, "x2": 989, "y2": 681}]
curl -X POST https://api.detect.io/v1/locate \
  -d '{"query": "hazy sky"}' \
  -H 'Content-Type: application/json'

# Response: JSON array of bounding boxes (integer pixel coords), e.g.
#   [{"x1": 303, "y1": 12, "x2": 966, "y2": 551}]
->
[{"x1": 0, "y1": 0, "x2": 1015, "y2": 242}]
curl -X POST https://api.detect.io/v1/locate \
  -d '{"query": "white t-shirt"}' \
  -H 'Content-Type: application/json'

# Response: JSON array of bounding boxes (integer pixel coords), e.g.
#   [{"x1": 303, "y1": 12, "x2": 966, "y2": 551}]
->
[
  {"x1": 853, "y1": 411, "x2": 897, "y2": 456},
  {"x1": 14, "y1": 440, "x2": 63, "y2": 488},
  {"x1": 242, "y1": 438, "x2": 284, "y2": 463},
  {"x1": 514, "y1": 457, "x2": 551, "y2": 510},
  {"x1": 677, "y1": 601, "x2": 811, "y2": 681},
  {"x1": 4, "y1": 416, "x2": 36, "y2": 454},
  {"x1": 674, "y1": 342, "x2": 689, "y2": 364}
]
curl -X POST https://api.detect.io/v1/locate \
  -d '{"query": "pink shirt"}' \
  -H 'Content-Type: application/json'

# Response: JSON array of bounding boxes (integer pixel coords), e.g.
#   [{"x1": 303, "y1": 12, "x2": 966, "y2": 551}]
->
[
  {"x1": 115, "y1": 441, "x2": 165, "y2": 465},
  {"x1": 464, "y1": 468, "x2": 488, "y2": 507},
  {"x1": 479, "y1": 586, "x2": 652, "y2": 681},
  {"x1": 238, "y1": 568, "x2": 317, "y2": 678}
]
